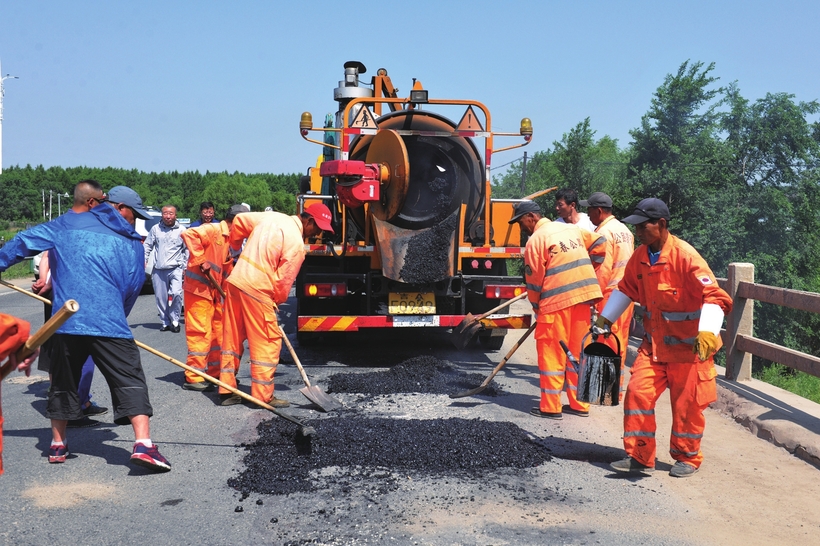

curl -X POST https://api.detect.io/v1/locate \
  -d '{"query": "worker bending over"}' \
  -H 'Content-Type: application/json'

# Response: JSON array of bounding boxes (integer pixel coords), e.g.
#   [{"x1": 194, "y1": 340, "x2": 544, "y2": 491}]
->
[
  {"x1": 219, "y1": 204, "x2": 333, "y2": 406},
  {"x1": 596, "y1": 198, "x2": 732, "y2": 478},
  {"x1": 179, "y1": 204, "x2": 249, "y2": 391},
  {"x1": 509, "y1": 200, "x2": 605, "y2": 420}
]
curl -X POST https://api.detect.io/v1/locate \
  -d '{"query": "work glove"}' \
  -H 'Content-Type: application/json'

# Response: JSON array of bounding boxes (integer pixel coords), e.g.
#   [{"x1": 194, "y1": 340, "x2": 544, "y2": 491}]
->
[
  {"x1": 200, "y1": 263, "x2": 211, "y2": 274},
  {"x1": 693, "y1": 331, "x2": 719, "y2": 361},
  {"x1": 591, "y1": 315, "x2": 612, "y2": 337}
]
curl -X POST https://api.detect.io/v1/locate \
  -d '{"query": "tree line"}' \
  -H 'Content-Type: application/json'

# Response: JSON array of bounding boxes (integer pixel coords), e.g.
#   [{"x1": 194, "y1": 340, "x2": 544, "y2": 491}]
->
[
  {"x1": 492, "y1": 60, "x2": 820, "y2": 372},
  {"x1": 0, "y1": 167, "x2": 302, "y2": 226}
]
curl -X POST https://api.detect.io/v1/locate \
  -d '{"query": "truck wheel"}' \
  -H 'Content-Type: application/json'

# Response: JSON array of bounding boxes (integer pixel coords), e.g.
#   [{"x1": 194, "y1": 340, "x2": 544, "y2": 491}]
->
[{"x1": 478, "y1": 332, "x2": 505, "y2": 351}]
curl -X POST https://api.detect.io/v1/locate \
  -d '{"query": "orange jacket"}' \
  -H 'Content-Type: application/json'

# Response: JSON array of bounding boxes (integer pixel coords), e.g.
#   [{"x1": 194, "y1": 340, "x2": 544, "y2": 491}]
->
[
  {"x1": 1, "y1": 313, "x2": 30, "y2": 476},
  {"x1": 617, "y1": 234, "x2": 733, "y2": 363},
  {"x1": 594, "y1": 215, "x2": 634, "y2": 299},
  {"x1": 227, "y1": 212, "x2": 306, "y2": 307},
  {"x1": 181, "y1": 220, "x2": 232, "y2": 298},
  {"x1": 524, "y1": 218, "x2": 605, "y2": 319}
]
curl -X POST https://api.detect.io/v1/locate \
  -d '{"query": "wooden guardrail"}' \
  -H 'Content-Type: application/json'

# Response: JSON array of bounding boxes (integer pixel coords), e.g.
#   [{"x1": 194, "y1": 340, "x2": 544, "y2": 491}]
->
[{"x1": 722, "y1": 262, "x2": 820, "y2": 381}]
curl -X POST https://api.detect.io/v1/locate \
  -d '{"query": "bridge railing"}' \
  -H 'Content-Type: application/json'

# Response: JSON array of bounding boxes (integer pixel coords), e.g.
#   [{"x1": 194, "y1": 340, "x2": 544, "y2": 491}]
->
[{"x1": 721, "y1": 262, "x2": 820, "y2": 381}]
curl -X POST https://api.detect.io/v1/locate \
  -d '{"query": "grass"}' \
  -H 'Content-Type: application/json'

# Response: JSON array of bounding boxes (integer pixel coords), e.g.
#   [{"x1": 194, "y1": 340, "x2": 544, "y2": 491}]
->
[
  {"x1": 754, "y1": 363, "x2": 820, "y2": 404},
  {"x1": 1, "y1": 260, "x2": 34, "y2": 279}
]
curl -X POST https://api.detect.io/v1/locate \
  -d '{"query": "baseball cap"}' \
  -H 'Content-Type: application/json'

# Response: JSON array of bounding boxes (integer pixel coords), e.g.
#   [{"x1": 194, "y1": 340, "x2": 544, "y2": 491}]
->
[
  {"x1": 621, "y1": 198, "x2": 670, "y2": 224},
  {"x1": 508, "y1": 200, "x2": 541, "y2": 224},
  {"x1": 107, "y1": 186, "x2": 152, "y2": 220},
  {"x1": 226, "y1": 204, "x2": 250, "y2": 221},
  {"x1": 304, "y1": 203, "x2": 334, "y2": 233},
  {"x1": 579, "y1": 192, "x2": 613, "y2": 208}
]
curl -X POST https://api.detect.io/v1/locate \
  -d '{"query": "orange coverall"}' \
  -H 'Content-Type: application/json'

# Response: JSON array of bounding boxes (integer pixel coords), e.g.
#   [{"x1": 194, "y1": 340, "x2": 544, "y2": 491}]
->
[
  {"x1": 220, "y1": 212, "x2": 305, "y2": 402},
  {"x1": 1, "y1": 313, "x2": 30, "y2": 475},
  {"x1": 524, "y1": 218, "x2": 605, "y2": 414},
  {"x1": 180, "y1": 221, "x2": 233, "y2": 384},
  {"x1": 616, "y1": 234, "x2": 732, "y2": 469},
  {"x1": 593, "y1": 215, "x2": 635, "y2": 390}
]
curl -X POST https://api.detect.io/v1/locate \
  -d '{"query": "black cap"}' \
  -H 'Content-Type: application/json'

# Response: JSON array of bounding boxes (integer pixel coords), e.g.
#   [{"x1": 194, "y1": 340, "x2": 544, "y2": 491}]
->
[
  {"x1": 508, "y1": 200, "x2": 541, "y2": 224},
  {"x1": 579, "y1": 192, "x2": 613, "y2": 208},
  {"x1": 621, "y1": 198, "x2": 670, "y2": 224}
]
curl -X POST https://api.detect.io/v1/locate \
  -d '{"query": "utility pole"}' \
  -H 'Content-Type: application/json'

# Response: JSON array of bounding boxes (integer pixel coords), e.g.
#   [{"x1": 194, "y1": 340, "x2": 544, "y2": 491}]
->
[
  {"x1": 520, "y1": 151, "x2": 528, "y2": 196},
  {"x1": 0, "y1": 59, "x2": 20, "y2": 175}
]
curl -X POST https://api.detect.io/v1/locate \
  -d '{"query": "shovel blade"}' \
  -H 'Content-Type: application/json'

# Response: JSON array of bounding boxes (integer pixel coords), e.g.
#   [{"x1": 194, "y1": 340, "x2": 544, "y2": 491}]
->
[
  {"x1": 299, "y1": 385, "x2": 343, "y2": 412},
  {"x1": 449, "y1": 384, "x2": 488, "y2": 399},
  {"x1": 450, "y1": 314, "x2": 482, "y2": 350}
]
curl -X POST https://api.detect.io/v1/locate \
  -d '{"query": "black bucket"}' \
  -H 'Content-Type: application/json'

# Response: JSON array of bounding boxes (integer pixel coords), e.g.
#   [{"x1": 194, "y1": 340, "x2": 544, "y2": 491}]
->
[{"x1": 577, "y1": 333, "x2": 621, "y2": 406}]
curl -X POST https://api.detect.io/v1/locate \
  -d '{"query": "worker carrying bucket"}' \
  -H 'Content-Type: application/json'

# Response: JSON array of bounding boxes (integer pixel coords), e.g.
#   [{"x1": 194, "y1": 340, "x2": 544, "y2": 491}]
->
[{"x1": 574, "y1": 333, "x2": 621, "y2": 406}]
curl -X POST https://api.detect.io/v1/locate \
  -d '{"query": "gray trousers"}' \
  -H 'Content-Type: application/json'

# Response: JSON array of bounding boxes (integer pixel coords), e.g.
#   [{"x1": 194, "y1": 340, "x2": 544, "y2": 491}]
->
[{"x1": 152, "y1": 267, "x2": 184, "y2": 326}]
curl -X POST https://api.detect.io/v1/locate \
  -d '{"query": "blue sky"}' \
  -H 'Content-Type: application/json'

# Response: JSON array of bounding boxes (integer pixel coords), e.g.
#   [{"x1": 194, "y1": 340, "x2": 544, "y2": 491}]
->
[{"x1": 1, "y1": 1, "x2": 818, "y2": 175}]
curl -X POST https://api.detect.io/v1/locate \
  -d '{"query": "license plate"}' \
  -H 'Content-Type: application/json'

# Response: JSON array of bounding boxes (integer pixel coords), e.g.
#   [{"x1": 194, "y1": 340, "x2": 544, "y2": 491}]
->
[{"x1": 388, "y1": 292, "x2": 436, "y2": 315}]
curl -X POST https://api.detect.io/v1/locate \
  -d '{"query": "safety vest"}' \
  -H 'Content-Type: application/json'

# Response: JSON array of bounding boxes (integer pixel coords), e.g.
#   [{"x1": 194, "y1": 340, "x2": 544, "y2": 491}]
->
[
  {"x1": 524, "y1": 218, "x2": 605, "y2": 318},
  {"x1": 594, "y1": 215, "x2": 634, "y2": 298},
  {"x1": 617, "y1": 234, "x2": 733, "y2": 362},
  {"x1": 227, "y1": 212, "x2": 306, "y2": 307},
  {"x1": 180, "y1": 220, "x2": 231, "y2": 299}
]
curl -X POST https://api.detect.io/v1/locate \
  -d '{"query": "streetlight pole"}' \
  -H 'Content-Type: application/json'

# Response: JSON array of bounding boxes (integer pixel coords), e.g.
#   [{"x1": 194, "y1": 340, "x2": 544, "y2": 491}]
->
[{"x1": 1, "y1": 59, "x2": 20, "y2": 175}]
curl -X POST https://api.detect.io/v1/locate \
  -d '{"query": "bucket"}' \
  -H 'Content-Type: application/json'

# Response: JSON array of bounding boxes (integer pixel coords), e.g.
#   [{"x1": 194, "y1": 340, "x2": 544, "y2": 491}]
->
[{"x1": 577, "y1": 333, "x2": 621, "y2": 406}]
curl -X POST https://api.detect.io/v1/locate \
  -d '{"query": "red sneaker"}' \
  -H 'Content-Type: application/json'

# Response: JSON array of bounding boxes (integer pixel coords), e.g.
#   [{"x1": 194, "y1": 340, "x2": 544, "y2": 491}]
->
[{"x1": 130, "y1": 443, "x2": 171, "y2": 472}]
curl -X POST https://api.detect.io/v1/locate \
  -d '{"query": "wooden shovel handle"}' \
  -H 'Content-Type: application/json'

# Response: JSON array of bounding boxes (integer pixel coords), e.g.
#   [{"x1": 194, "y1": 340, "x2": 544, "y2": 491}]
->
[
  {"x1": 1, "y1": 299, "x2": 79, "y2": 381},
  {"x1": 472, "y1": 292, "x2": 527, "y2": 323},
  {"x1": 206, "y1": 270, "x2": 226, "y2": 299}
]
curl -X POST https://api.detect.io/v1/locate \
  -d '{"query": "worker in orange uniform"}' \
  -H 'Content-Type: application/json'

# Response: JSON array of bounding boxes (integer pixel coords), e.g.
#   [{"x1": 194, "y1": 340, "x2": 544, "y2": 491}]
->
[
  {"x1": 1, "y1": 313, "x2": 40, "y2": 475},
  {"x1": 595, "y1": 198, "x2": 732, "y2": 478},
  {"x1": 580, "y1": 192, "x2": 634, "y2": 393},
  {"x1": 218, "y1": 203, "x2": 333, "y2": 406},
  {"x1": 509, "y1": 200, "x2": 605, "y2": 420},
  {"x1": 179, "y1": 204, "x2": 249, "y2": 391}
]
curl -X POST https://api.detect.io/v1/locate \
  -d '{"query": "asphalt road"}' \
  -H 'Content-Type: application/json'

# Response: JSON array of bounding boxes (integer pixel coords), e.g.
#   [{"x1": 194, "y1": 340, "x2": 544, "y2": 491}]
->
[{"x1": 1, "y1": 284, "x2": 819, "y2": 545}]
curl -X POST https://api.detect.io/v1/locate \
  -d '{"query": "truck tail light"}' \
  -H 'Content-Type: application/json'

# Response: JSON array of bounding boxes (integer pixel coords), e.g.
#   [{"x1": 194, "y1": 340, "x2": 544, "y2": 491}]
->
[
  {"x1": 485, "y1": 285, "x2": 525, "y2": 299},
  {"x1": 305, "y1": 283, "x2": 347, "y2": 297}
]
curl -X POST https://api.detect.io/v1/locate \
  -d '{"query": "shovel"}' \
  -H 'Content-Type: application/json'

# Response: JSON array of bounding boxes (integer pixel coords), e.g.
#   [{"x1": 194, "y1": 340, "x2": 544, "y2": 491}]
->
[
  {"x1": 205, "y1": 269, "x2": 226, "y2": 299},
  {"x1": 279, "y1": 328, "x2": 343, "y2": 412},
  {"x1": 136, "y1": 340, "x2": 316, "y2": 436},
  {"x1": 450, "y1": 292, "x2": 527, "y2": 350},
  {"x1": 449, "y1": 321, "x2": 536, "y2": 398}
]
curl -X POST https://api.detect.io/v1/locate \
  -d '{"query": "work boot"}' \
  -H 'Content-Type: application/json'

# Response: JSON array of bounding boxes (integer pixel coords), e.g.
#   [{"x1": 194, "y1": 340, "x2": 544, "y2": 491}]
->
[
  {"x1": 220, "y1": 394, "x2": 242, "y2": 406},
  {"x1": 562, "y1": 404, "x2": 590, "y2": 417},
  {"x1": 243, "y1": 397, "x2": 290, "y2": 409},
  {"x1": 610, "y1": 457, "x2": 654, "y2": 474},
  {"x1": 530, "y1": 407, "x2": 562, "y2": 420},
  {"x1": 182, "y1": 381, "x2": 214, "y2": 392},
  {"x1": 669, "y1": 461, "x2": 698, "y2": 478}
]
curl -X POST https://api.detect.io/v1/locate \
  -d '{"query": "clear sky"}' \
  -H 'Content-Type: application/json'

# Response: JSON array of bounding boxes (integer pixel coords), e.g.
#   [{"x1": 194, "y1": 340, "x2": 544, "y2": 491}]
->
[{"x1": 1, "y1": 1, "x2": 818, "y2": 175}]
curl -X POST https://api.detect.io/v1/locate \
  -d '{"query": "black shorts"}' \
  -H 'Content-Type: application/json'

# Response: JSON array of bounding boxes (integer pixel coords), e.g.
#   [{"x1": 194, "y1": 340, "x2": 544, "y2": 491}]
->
[{"x1": 47, "y1": 334, "x2": 153, "y2": 425}]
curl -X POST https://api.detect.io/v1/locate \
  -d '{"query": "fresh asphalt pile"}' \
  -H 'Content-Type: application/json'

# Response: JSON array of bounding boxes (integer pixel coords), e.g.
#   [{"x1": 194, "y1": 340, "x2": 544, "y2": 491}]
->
[
  {"x1": 229, "y1": 355, "x2": 550, "y2": 498},
  {"x1": 229, "y1": 416, "x2": 550, "y2": 496},
  {"x1": 325, "y1": 355, "x2": 502, "y2": 397}
]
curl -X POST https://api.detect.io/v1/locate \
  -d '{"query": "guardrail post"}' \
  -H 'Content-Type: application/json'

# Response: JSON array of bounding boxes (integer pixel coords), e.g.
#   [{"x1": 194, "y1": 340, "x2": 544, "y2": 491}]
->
[{"x1": 725, "y1": 262, "x2": 754, "y2": 381}]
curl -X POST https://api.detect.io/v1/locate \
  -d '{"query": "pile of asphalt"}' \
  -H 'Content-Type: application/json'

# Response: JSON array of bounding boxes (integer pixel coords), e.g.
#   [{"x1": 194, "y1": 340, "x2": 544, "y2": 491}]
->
[
  {"x1": 400, "y1": 211, "x2": 459, "y2": 284},
  {"x1": 229, "y1": 416, "x2": 551, "y2": 496},
  {"x1": 326, "y1": 355, "x2": 502, "y2": 397}
]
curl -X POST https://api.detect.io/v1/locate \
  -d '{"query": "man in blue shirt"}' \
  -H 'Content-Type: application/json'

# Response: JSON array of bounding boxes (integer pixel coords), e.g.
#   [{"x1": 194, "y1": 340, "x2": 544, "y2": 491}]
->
[{"x1": 0, "y1": 181, "x2": 171, "y2": 472}]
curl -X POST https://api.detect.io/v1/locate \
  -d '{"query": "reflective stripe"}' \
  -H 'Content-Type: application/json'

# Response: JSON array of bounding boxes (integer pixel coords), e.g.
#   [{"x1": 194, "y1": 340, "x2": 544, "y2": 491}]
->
[
  {"x1": 607, "y1": 278, "x2": 621, "y2": 287},
  {"x1": 188, "y1": 350, "x2": 209, "y2": 357},
  {"x1": 566, "y1": 361, "x2": 579, "y2": 373},
  {"x1": 670, "y1": 448, "x2": 699, "y2": 457},
  {"x1": 539, "y1": 370, "x2": 564, "y2": 376},
  {"x1": 664, "y1": 336, "x2": 696, "y2": 346},
  {"x1": 588, "y1": 236, "x2": 606, "y2": 252},
  {"x1": 222, "y1": 350, "x2": 242, "y2": 359},
  {"x1": 189, "y1": 363, "x2": 207, "y2": 371},
  {"x1": 251, "y1": 377, "x2": 275, "y2": 385},
  {"x1": 540, "y1": 388, "x2": 562, "y2": 395},
  {"x1": 645, "y1": 332, "x2": 653, "y2": 344},
  {"x1": 613, "y1": 259, "x2": 629, "y2": 269},
  {"x1": 590, "y1": 254, "x2": 604, "y2": 264},
  {"x1": 624, "y1": 431, "x2": 656, "y2": 438},
  {"x1": 672, "y1": 431, "x2": 703, "y2": 439},
  {"x1": 662, "y1": 309, "x2": 701, "y2": 322},
  {"x1": 625, "y1": 409, "x2": 655, "y2": 416},
  {"x1": 565, "y1": 384, "x2": 577, "y2": 392},
  {"x1": 185, "y1": 270, "x2": 210, "y2": 285},
  {"x1": 531, "y1": 302, "x2": 539, "y2": 311},
  {"x1": 250, "y1": 359, "x2": 277, "y2": 368},
  {"x1": 220, "y1": 367, "x2": 235, "y2": 374},
  {"x1": 207, "y1": 261, "x2": 223, "y2": 274},
  {"x1": 526, "y1": 282, "x2": 542, "y2": 292},
  {"x1": 544, "y1": 258, "x2": 593, "y2": 277},
  {"x1": 209, "y1": 345, "x2": 222, "y2": 353},
  {"x1": 540, "y1": 277, "x2": 599, "y2": 300}
]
